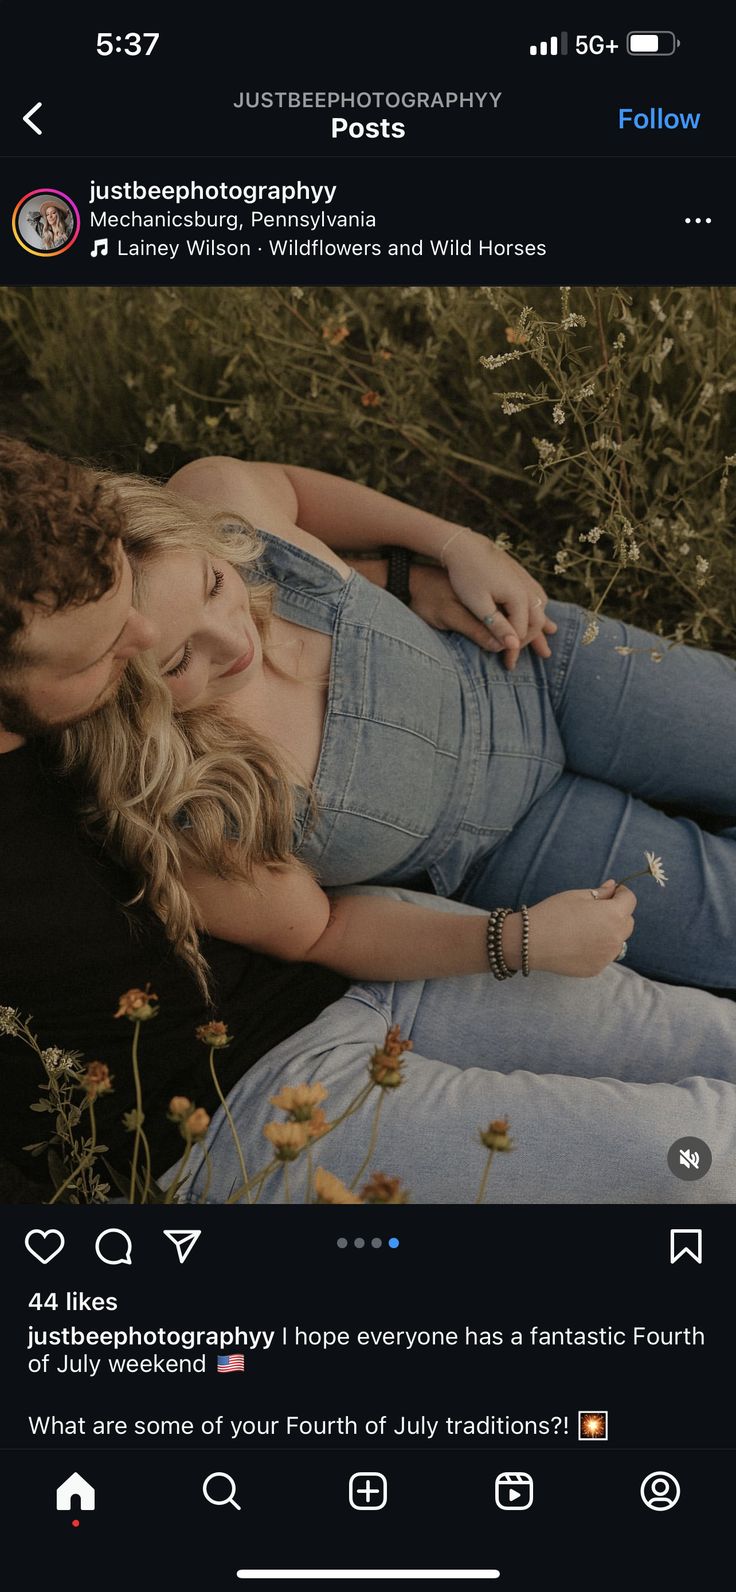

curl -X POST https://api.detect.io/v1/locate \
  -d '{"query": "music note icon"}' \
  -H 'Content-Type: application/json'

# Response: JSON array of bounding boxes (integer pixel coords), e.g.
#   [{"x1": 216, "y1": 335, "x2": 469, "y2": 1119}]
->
[{"x1": 90, "y1": 238, "x2": 108, "y2": 258}]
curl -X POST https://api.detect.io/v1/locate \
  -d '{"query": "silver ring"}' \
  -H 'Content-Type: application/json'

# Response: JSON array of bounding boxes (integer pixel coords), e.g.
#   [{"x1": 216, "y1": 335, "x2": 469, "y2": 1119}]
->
[
  {"x1": 532, "y1": 598, "x2": 544, "y2": 609},
  {"x1": 615, "y1": 940, "x2": 628, "y2": 961},
  {"x1": 483, "y1": 611, "x2": 501, "y2": 627},
  {"x1": 590, "y1": 889, "x2": 599, "y2": 900}
]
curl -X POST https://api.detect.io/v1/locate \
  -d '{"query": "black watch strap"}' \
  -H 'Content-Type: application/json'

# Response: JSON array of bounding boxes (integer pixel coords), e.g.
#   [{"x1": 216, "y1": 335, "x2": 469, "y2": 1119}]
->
[{"x1": 384, "y1": 545, "x2": 412, "y2": 605}]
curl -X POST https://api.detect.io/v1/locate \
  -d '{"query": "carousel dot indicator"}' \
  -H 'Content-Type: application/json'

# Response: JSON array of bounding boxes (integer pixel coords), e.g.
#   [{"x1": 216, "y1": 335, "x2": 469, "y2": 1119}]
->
[
  {"x1": 371, "y1": 1237, "x2": 382, "y2": 1248},
  {"x1": 388, "y1": 1237, "x2": 400, "y2": 1248},
  {"x1": 336, "y1": 1237, "x2": 348, "y2": 1249},
  {"x1": 354, "y1": 1237, "x2": 365, "y2": 1249}
]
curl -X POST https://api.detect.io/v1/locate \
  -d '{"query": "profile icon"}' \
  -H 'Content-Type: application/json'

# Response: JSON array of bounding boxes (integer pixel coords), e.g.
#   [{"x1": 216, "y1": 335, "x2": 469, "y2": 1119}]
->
[{"x1": 12, "y1": 189, "x2": 80, "y2": 257}]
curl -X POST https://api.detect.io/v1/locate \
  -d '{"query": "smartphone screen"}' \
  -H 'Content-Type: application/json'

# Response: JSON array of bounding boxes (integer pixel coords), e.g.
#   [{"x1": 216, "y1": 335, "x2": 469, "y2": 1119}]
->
[{"x1": 1, "y1": 19, "x2": 733, "y2": 1588}]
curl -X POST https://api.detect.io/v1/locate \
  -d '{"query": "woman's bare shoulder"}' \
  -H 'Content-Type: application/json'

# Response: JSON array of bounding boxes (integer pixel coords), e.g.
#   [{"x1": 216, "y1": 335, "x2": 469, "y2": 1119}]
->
[{"x1": 168, "y1": 456, "x2": 351, "y2": 578}]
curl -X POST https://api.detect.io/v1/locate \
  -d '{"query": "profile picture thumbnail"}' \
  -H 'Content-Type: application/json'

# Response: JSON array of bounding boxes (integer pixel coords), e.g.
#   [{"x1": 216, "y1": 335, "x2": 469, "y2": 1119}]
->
[{"x1": 12, "y1": 190, "x2": 80, "y2": 257}]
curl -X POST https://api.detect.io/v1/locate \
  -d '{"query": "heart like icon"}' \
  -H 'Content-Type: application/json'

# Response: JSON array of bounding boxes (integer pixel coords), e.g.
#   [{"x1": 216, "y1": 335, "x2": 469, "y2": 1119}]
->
[{"x1": 25, "y1": 1228, "x2": 65, "y2": 1265}]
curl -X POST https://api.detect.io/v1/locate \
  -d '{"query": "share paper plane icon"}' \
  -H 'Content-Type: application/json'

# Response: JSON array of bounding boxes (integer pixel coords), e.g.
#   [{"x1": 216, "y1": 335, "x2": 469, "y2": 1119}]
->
[{"x1": 163, "y1": 1229, "x2": 201, "y2": 1264}]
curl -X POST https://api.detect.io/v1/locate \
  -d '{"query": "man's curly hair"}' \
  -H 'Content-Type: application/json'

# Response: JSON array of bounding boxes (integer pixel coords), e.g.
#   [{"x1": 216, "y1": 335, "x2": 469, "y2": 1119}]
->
[{"x1": 0, "y1": 435, "x2": 125, "y2": 671}]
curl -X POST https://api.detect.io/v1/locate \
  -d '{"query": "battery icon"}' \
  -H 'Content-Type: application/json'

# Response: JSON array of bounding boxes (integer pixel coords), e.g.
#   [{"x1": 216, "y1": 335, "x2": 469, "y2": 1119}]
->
[{"x1": 627, "y1": 31, "x2": 680, "y2": 55}]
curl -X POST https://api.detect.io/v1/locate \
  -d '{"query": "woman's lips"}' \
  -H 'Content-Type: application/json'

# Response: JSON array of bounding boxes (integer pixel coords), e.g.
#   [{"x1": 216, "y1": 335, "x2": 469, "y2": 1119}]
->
[{"x1": 220, "y1": 633, "x2": 255, "y2": 678}]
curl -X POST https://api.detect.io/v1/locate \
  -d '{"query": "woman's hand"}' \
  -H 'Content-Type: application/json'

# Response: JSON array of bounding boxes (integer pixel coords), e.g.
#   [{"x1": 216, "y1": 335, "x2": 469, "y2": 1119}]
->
[
  {"x1": 442, "y1": 528, "x2": 557, "y2": 670},
  {"x1": 504, "y1": 880, "x2": 637, "y2": 977}
]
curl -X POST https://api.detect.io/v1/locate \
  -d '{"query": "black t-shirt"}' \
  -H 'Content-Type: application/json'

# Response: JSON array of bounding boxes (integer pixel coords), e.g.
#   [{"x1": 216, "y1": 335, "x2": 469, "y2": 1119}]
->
[{"x1": 0, "y1": 745, "x2": 349, "y2": 1196}]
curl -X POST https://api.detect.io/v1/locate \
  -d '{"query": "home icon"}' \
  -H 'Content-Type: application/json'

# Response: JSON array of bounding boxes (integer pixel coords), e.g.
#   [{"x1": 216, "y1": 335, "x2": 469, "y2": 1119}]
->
[{"x1": 56, "y1": 1472, "x2": 95, "y2": 1512}]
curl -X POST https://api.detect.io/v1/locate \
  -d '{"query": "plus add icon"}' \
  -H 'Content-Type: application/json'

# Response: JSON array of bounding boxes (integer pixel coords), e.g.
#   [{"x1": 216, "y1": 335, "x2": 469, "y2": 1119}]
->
[{"x1": 349, "y1": 1472, "x2": 388, "y2": 1510}]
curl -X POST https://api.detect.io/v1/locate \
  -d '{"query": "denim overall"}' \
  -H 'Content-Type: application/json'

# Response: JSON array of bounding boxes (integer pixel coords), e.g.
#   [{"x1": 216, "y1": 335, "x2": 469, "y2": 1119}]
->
[
  {"x1": 254, "y1": 529, "x2": 736, "y2": 992},
  {"x1": 256, "y1": 527, "x2": 565, "y2": 895}
]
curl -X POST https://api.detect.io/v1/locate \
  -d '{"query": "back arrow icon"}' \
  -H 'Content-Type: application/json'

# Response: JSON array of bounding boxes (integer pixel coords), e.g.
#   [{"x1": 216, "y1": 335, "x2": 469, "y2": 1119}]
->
[{"x1": 23, "y1": 102, "x2": 43, "y2": 135}]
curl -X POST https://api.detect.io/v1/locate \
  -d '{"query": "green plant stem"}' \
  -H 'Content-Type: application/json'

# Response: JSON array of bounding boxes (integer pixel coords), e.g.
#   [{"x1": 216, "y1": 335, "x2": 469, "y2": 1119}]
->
[
  {"x1": 49, "y1": 1093, "x2": 99, "y2": 1206},
  {"x1": 253, "y1": 1162, "x2": 278, "y2": 1205},
  {"x1": 139, "y1": 1127, "x2": 153, "y2": 1205},
  {"x1": 128, "y1": 1021, "x2": 144, "y2": 1205},
  {"x1": 283, "y1": 1163, "x2": 291, "y2": 1204},
  {"x1": 209, "y1": 1046, "x2": 251, "y2": 1205},
  {"x1": 306, "y1": 1146, "x2": 314, "y2": 1205},
  {"x1": 197, "y1": 1143, "x2": 213, "y2": 1205},
  {"x1": 350, "y1": 1091, "x2": 386, "y2": 1190},
  {"x1": 475, "y1": 1150, "x2": 495, "y2": 1205},
  {"x1": 164, "y1": 1135, "x2": 192, "y2": 1205},
  {"x1": 615, "y1": 868, "x2": 654, "y2": 888}
]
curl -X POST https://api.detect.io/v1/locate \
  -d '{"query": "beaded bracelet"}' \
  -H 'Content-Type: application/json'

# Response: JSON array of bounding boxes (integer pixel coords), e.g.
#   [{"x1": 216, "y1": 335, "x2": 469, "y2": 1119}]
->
[
  {"x1": 520, "y1": 904, "x2": 530, "y2": 976},
  {"x1": 486, "y1": 906, "x2": 517, "y2": 980}
]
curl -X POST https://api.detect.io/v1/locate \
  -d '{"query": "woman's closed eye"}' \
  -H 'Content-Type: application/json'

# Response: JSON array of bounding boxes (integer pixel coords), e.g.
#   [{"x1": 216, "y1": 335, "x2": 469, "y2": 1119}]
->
[
  {"x1": 166, "y1": 640, "x2": 192, "y2": 678},
  {"x1": 163, "y1": 567, "x2": 225, "y2": 677}
]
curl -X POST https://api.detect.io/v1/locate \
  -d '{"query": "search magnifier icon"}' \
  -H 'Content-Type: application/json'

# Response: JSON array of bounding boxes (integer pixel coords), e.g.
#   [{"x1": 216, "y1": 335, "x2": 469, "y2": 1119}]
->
[{"x1": 202, "y1": 1472, "x2": 241, "y2": 1510}]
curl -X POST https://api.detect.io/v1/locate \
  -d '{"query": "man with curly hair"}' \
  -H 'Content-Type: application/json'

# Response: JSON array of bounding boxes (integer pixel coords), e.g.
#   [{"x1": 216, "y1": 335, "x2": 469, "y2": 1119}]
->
[
  {"x1": 0, "y1": 434, "x2": 156, "y2": 742},
  {"x1": 0, "y1": 436, "x2": 352, "y2": 1198}
]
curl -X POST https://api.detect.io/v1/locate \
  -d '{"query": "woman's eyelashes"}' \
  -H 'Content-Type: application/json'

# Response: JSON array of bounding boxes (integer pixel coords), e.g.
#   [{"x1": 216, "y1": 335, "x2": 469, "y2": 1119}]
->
[
  {"x1": 164, "y1": 567, "x2": 225, "y2": 677},
  {"x1": 166, "y1": 640, "x2": 192, "y2": 678}
]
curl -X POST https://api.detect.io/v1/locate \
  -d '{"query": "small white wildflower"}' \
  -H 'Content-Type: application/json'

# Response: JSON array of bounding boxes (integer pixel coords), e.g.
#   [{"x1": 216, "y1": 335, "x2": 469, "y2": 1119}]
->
[
  {"x1": 660, "y1": 337, "x2": 674, "y2": 358},
  {"x1": 724, "y1": 454, "x2": 736, "y2": 467},
  {"x1": 644, "y1": 851, "x2": 668, "y2": 888},
  {"x1": 479, "y1": 349, "x2": 525, "y2": 371},
  {"x1": 494, "y1": 532, "x2": 513, "y2": 552},
  {"x1": 552, "y1": 404, "x2": 566, "y2": 425},
  {"x1": 290, "y1": 286, "x2": 305, "y2": 299},
  {"x1": 679, "y1": 542, "x2": 691, "y2": 556},
  {"x1": 501, "y1": 400, "x2": 523, "y2": 415},
  {"x1": 614, "y1": 646, "x2": 634, "y2": 655},
  {"x1": 143, "y1": 437, "x2": 158, "y2": 455},
  {"x1": 673, "y1": 623, "x2": 687, "y2": 644},
  {"x1": 579, "y1": 526, "x2": 603, "y2": 544},
  {"x1": 696, "y1": 556, "x2": 710, "y2": 575},
  {"x1": 593, "y1": 433, "x2": 619, "y2": 452},
  {"x1": 553, "y1": 548, "x2": 571, "y2": 575},
  {"x1": 613, "y1": 332, "x2": 626, "y2": 349},
  {"x1": 650, "y1": 296, "x2": 666, "y2": 323},
  {"x1": 650, "y1": 651, "x2": 663, "y2": 663},
  {"x1": 534, "y1": 437, "x2": 558, "y2": 465},
  {"x1": 581, "y1": 617, "x2": 600, "y2": 645},
  {"x1": 0, "y1": 1005, "x2": 22, "y2": 1036},
  {"x1": 578, "y1": 381, "x2": 596, "y2": 400},
  {"x1": 649, "y1": 397, "x2": 666, "y2": 424},
  {"x1": 700, "y1": 382, "x2": 714, "y2": 404},
  {"x1": 627, "y1": 541, "x2": 640, "y2": 562},
  {"x1": 561, "y1": 313, "x2": 586, "y2": 330},
  {"x1": 682, "y1": 307, "x2": 694, "y2": 325}
]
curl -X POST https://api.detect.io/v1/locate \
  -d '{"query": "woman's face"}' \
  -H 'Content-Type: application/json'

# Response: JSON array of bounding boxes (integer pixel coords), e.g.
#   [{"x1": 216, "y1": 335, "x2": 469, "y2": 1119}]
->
[
  {"x1": 45, "y1": 207, "x2": 59, "y2": 225},
  {"x1": 143, "y1": 548, "x2": 262, "y2": 709}
]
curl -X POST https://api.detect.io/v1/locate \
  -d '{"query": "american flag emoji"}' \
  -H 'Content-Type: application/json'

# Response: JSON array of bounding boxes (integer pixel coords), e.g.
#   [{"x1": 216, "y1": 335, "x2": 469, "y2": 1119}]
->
[{"x1": 217, "y1": 1354, "x2": 245, "y2": 1373}]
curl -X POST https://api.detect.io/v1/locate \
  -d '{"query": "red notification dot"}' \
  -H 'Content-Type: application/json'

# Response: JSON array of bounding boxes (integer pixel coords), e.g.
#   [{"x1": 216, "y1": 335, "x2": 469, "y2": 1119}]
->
[{"x1": 72, "y1": 1519, "x2": 80, "y2": 1528}]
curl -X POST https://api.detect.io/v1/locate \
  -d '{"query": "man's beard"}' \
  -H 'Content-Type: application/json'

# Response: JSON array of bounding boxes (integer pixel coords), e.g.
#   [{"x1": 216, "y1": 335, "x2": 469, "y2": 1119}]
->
[
  {"x1": 0, "y1": 682, "x2": 60, "y2": 739},
  {"x1": 0, "y1": 675, "x2": 123, "y2": 740}
]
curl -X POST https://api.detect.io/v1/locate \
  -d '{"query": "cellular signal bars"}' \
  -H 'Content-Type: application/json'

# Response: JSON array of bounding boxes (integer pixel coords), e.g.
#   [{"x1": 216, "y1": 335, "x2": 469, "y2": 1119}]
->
[{"x1": 529, "y1": 33, "x2": 568, "y2": 56}]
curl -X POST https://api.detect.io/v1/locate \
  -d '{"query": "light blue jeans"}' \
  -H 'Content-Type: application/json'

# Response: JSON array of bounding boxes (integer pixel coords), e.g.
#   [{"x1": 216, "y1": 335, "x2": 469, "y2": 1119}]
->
[{"x1": 170, "y1": 889, "x2": 736, "y2": 1205}]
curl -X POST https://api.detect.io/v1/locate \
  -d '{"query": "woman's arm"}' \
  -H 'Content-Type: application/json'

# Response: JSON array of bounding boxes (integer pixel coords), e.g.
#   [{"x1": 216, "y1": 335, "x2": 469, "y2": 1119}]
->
[{"x1": 183, "y1": 857, "x2": 637, "y2": 981}]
